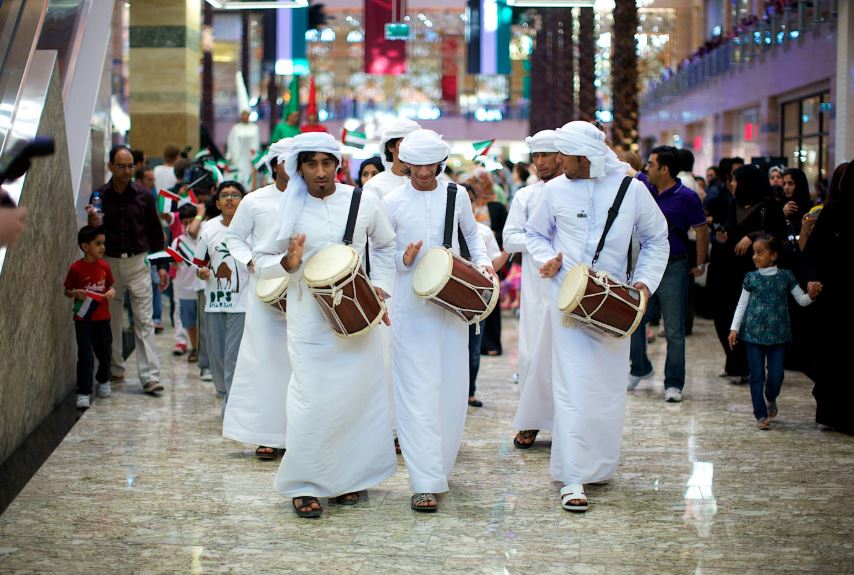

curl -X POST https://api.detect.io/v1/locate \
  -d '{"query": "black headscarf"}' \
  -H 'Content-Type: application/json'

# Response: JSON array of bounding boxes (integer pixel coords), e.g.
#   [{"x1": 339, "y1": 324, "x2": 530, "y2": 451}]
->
[
  {"x1": 357, "y1": 156, "x2": 385, "y2": 188},
  {"x1": 733, "y1": 164, "x2": 771, "y2": 207}
]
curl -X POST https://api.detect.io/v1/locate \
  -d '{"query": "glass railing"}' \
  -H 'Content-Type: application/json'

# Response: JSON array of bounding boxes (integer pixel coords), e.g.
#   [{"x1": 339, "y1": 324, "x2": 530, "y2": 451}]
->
[{"x1": 640, "y1": 0, "x2": 839, "y2": 113}]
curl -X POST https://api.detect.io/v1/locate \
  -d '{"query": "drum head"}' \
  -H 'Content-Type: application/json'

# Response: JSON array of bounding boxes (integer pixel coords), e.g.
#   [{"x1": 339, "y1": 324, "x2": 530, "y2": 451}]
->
[
  {"x1": 412, "y1": 248, "x2": 453, "y2": 297},
  {"x1": 256, "y1": 275, "x2": 288, "y2": 302},
  {"x1": 304, "y1": 244, "x2": 359, "y2": 285},
  {"x1": 557, "y1": 264, "x2": 589, "y2": 313}
]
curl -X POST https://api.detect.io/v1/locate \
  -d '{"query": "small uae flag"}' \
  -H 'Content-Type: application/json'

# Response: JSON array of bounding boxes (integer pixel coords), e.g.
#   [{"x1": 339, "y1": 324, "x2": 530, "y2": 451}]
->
[
  {"x1": 342, "y1": 128, "x2": 367, "y2": 149},
  {"x1": 253, "y1": 148, "x2": 268, "y2": 171},
  {"x1": 178, "y1": 189, "x2": 198, "y2": 208},
  {"x1": 194, "y1": 148, "x2": 212, "y2": 161},
  {"x1": 158, "y1": 189, "x2": 180, "y2": 213},
  {"x1": 471, "y1": 139, "x2": 495, "y2": 160},
  {"x1": 147, "y1": 248, "x2": 186, "y2": 265},
  {"x1": 175, "y1": 239, "x2": 195, "y2": 262},
  {"x1": 73, "y1": 291, "x2": 106, "y2": 320}
]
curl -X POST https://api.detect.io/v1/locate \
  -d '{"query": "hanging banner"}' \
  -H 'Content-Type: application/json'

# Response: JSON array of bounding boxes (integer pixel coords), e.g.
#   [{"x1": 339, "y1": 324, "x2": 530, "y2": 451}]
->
[
  {"x1": 441, "y1": 35, "x2": 460, "y2": 104},
  {"x1": 466, "y1": 0, "x2": 512, "y2": 75},
  {"x1": 364, "y1": 0, "x2": 407, "y2": 75},
  {"x1": 276, "y1": 5, "x2": 310, "y2": 76}
]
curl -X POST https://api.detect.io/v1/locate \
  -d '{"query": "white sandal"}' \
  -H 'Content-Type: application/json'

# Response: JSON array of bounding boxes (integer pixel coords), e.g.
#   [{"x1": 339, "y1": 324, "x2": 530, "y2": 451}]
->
[{"x1": 560, "y1": 484, "x2": 589, "y2": 512}]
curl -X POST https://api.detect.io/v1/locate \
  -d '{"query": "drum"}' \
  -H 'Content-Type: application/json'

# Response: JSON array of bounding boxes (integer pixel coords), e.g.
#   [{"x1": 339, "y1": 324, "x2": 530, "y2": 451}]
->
[
  {"x1": 303, "y1": 244, "x2": 385, "y2": 338},
  {"x1": 255, "y1": 275, "x2": 288, "y2": 314},
  {"x1": 557, "y1": 263, "x2": 646, "y2": 338},
  {"x1": 412, "y1": 247, "x2": 499, "y2": 324}
]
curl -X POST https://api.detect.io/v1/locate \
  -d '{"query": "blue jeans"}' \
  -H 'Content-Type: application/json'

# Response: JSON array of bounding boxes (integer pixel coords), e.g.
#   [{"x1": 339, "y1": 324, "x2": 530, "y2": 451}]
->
[
  {"x1": 468, "y1": 321, "x2": 484, "y2": 397},
  {"x1": 744, "y1": 343, "x2": 786, "y2": 420},
  {"x1": 630, "y1": 258, "x2": 688, "y2": 390}
]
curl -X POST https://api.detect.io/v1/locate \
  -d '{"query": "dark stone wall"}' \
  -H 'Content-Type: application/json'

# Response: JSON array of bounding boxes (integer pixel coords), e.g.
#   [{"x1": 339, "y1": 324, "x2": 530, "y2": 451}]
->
[{"x1": 0, "y1": 61, "x2": 78, "y2": 464}]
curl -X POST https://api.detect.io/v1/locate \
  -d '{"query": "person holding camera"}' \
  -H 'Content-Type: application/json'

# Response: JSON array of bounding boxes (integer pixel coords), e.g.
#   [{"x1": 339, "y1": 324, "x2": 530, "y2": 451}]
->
[{"x1": 86, "y1": 145, "x2": 168, "y2": 395}]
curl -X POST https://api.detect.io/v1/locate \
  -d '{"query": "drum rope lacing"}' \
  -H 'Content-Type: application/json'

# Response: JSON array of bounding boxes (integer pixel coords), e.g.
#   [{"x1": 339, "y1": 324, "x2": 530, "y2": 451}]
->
[
  {"x1": 309, "y1": 264, "x2": 384, "y2": 336},
  {"x1": 562, "y1": 270, "x2": 641, "y2": 336},
  {"x1": 438, "y1": 273, "x2": 495, "y2": 328}
]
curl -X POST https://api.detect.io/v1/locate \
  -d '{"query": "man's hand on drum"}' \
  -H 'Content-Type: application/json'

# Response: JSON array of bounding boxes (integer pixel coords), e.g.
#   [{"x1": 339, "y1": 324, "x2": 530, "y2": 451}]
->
[
  {"x1": 197, "y1": 267, "x2": 212, "y2": 280},
  {"x1": 403, "y1": 240, "x2": 423, "y2": 267},
  {"x1": 483, "y1": 265, "x2": 497, "y2": 280},
  {"x1": 633, "y1": 282, "x2": 651, "y2": 304},
  {"x1": 539, "y1": 252, "x2": 563, "y2": 278},
  {"x1": 282, "y1": 234, "x2": 307, "y2": 272}
]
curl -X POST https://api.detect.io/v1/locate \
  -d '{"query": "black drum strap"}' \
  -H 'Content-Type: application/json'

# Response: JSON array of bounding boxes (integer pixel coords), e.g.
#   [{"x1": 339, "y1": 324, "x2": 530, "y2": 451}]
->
[
  {"x1": 443, "y1": 182, "x2": 471, "y2": 261},
  {"x1": 343, "y1": 187, "x2": 362, "y2": 245},
  {"x1": 592, "y1": 176, "x2": 632, "y2": 269},
  {"x1": 342, "y1": 187, "x2": 370, "y2": 275}
]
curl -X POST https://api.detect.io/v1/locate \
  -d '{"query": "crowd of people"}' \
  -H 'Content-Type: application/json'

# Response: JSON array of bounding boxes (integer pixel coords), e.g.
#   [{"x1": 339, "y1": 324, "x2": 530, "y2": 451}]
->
[{"x1": 52, "y1": 111, "x2": 851, "y2": 520}]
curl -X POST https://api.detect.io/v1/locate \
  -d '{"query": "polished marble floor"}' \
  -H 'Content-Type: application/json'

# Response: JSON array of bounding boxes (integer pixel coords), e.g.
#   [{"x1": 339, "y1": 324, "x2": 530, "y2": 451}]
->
[{"x1": 1, "y1": 317, "x2": 852, "y2": 574}]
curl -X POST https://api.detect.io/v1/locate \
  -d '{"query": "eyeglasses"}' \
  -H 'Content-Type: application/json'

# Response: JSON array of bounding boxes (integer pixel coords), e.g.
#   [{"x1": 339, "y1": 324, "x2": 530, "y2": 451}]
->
[{"x1": 219, "y1": 192, "x2": 242, "y2": 199}]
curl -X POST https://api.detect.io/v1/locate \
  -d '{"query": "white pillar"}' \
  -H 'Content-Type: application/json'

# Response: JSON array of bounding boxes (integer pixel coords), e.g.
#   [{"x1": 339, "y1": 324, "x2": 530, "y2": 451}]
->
[{"x1": 835, "y1": 0, "x2": 854, "y2": 165}]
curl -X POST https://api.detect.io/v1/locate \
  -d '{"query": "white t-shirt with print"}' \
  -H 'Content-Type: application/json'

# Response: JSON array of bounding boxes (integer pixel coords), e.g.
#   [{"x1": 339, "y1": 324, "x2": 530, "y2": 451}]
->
[{"x1": 196, "y1": 216, "x2": 249, "y2": 313}]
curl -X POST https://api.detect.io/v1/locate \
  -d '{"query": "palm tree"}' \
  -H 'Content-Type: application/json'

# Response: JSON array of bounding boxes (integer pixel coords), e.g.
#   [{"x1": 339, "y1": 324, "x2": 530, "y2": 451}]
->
[
  {"x1": 529, "y1": 8, "x2": 574, "y2": 135},
  {"x1": 578, "y1": 7, "x2": 596, "y2": 122},
  {"x1": 611, "y1": 0, "x2": 639, "y2": 151}
]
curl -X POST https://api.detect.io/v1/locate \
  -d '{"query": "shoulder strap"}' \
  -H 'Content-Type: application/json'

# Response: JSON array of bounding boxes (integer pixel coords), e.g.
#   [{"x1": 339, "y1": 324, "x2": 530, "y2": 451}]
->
[
  {"x1": 458, "y1": 225, "x2": 471, "y2": 261},
  {"x1": 342, "y1": 187, "x2": 362, "y2": 245},
  {"x1": 592, "y1": 176, "x2": 632, "y2": 267},
  {"x1": 443, "y1": 183, "x2": 457, "y2": 249}
]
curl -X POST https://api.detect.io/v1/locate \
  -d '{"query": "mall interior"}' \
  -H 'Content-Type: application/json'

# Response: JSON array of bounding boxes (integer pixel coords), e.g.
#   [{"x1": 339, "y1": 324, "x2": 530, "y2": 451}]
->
[{"x1": 0, "y1": 0, "x2": 852, "y2": 573}]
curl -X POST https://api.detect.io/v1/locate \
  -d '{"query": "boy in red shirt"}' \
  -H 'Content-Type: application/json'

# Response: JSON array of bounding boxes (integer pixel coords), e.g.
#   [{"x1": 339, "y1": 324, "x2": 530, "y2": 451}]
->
[{"x1": 64, "y1": 226, "x2": 116, "y2": 408}]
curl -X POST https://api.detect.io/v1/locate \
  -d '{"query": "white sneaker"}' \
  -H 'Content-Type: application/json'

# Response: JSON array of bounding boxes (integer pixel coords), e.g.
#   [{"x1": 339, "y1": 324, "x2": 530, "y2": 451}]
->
[
  {"x1": 627, "y1": 367, "x2": 654, "y2": 391},
  {"x1": 200, "y1": 368, "x2": 213, "y2": 381},
  {"x1": 97, "y1": 383, "x2": 112, "y2": 398},
  {"x1": 664, "y1": 387, "x2": 683, "y2": 402},
  {"x1": 76, "y1": 394, "x2": 90, "y2": 409}
]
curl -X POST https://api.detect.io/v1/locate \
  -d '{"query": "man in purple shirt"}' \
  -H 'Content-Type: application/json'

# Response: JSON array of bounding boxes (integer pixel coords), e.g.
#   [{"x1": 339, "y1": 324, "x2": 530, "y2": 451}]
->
[
  {"x1": 87, "y1": 145, "x2": 168, "y2": 395},
  {"x1": 628, "y1": 146, "x2": 709, "y2": 402}
]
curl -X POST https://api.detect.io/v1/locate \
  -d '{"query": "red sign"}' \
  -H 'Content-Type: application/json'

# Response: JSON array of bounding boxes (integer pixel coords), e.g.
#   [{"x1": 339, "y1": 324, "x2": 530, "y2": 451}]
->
[
  {"x1": 364, "y1": 0, "x2": 406, "y2": 75},
  {"x1": 441, "y1": 35, "x2": 459, "y2": 105}
]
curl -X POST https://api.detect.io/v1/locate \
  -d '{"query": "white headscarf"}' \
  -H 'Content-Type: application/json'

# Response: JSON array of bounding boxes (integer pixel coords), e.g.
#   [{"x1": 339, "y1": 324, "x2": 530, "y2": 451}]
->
[
  {"x1": 275, "y1": 132, "x2": 343, "y2": 244},
  {"x1": 398, "y1": 130, "x2": 450, "y2": 175},
  {"x1": 264, "y1": 138, "x2": 295, "y2": 175},
  {"x1": 379, "y1": 118, "x2": 421, "y2": 169},
  {"x1": 554, "y1": 121, "x2": 628, "y2": 178},
  {"x1": 525, "y1": 130, "x2": 558, "y2": 153}
]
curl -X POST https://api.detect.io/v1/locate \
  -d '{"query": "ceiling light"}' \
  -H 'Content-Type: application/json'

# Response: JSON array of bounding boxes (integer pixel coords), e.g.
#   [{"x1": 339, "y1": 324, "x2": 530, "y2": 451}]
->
[{"x1": 506, "y1": 0, "x2": 595, "y2": 7}]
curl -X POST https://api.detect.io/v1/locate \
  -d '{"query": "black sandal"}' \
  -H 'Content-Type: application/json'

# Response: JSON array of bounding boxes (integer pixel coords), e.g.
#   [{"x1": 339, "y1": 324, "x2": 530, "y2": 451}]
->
[
  {"x1": 255, "y1": 446, "x2": 277, "y2": 460},
  {"x1": 513, "y1": 430, "x2": 539, "y2": 449},
  {"x1": 293, "y1": 497, "x2": 322, "y2": 518},
  {"x1": 335, "y1": 492, "x2": 360, "y2": 506},
  {"x1": 410, "y1": 493, "x2": 438, "y2": 512}
]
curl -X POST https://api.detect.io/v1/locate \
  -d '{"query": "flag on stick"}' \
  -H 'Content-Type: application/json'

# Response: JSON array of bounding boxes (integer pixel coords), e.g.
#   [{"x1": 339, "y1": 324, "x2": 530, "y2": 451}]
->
[
  {"x1": 203, "y1": 160, "x2": 225, "y2": 186},
  {"x1": 341, "y1": 128, "x2": 367, "y2": 149},
  {"x1": 147, "y1": 249, "x2": 186, "y2": 265},
  {"x1": 178, "y1": 189, "x2": 198, "y2": 208},
  {"x1": 194, "y1": 148, "x2": 212, "y2": 161},
  {"x1": 175, "y1": 239, "x2": 195, "y2": 262},
  {"x1": 73, "y1": 291, "x2": 107, "y2": 321},
  {"x1": 253, "y1": 148, "x2": 269, "y2": 171},
  {"x1": 157, "y1": 189, "x2": 180, "y2": 213},
  {"x1": 471, "y1": 139, "x2": 495, "y2": 160}
]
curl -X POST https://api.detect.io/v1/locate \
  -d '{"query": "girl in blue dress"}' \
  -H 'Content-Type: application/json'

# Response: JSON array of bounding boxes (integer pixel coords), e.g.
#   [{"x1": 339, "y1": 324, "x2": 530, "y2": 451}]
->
[{"x1": 728, "y1": 234, "x2": 822, "y2": 429}]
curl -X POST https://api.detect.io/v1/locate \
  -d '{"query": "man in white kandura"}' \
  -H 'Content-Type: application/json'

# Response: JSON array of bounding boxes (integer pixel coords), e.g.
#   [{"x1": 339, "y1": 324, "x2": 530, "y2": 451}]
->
[
  {"x1": 526, "y1": 121, "x2": 669, "y2": 512},
  {"x1": 363, "y1": 118, "x2": 421, "y2": 199},
  {"x1": 222, "y1": 138, "x2": 294, "y2": 460},
  {"x1": 227, "y1": 109, "x2": 262, "y2": 189},
  {"x1": 383, "y1": 129, "x2": 494, "y2": 512},
  {"x1": 502, "y1": 130, "x2": 560, "y2": 450},
  {"x1": 253, "y1": 132, "x2": 397, "y2": 519}
]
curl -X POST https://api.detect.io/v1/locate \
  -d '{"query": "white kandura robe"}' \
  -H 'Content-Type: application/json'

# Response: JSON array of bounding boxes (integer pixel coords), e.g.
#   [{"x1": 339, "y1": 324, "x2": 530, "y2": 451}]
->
[
  {"x1": 502, "y1": 181, "x2": 555, "y2": 433},
  {"x1": 226, "y1": 122, "x2": 261, "y2": 188},
  {"x1": 254, "y1": 184, "x2": 397, "y2": 498},
  {"x1": 363, "y1": 170, "x2": 408, "y2": 199},
  {"x1": 526, "y1": 172, "x2": 669, "y2": 485},
  {"x1": 222, "y1": 184, "x2": 291, "y2": 448},
  {"x1": 383, "y1": 181, "x2": 490, "y2": 494}
]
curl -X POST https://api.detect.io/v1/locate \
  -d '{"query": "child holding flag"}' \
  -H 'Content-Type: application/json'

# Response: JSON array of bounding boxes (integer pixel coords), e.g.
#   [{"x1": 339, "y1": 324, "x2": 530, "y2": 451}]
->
[
  {"x1": 64, "y1": 226, "x2": 116, "y2": 409},
  {"x1": 170, "y1": 204, "x2": 202, "y2": 362}
]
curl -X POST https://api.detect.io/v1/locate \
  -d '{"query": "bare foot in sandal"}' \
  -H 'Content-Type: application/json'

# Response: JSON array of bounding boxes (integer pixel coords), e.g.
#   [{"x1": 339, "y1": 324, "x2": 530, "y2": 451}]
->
[
  {"x1": 411, "y1": 493, "x2": 437, "y2": 512},
  {"x1": 293, "y1": 497, "x2": 322, "y2": 518},
  {"x1": 513, "y1": 430, "x2": 539, "y2": 449},
  {"x1": 335, "y1": 492, "x2": 360, "y2": 505}
]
